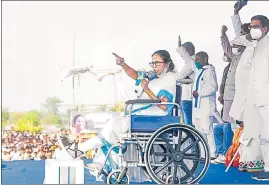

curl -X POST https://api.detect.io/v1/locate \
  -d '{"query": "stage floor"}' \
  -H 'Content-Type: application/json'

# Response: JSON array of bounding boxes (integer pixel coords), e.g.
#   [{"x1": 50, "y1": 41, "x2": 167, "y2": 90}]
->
[{"x1": 1, "y1": 160, "x2": 267, "y2": 184}]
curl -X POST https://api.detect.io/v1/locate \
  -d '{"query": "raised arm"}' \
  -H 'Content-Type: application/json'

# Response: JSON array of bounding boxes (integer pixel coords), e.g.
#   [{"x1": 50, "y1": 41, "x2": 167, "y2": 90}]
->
[
  {"x1": 198, "y1": 67, "x2": 218, "y2": 97},
  {"x1": 119, "y1": 62, "x2": 138, "y2": 80},
  {"x1": 231, "y1": 2, "x2": 246, "y2": 37},
  {"x1": 114, "y1": 53, "x2": 138, "y2": 80},
  {"x1": 177, "y1": 63, "x2": 194, "y2": 79},
  {"x1": 221, "y1": 25, "x2": 233, "y2": 59},
  {"x1": 231, "y1": 15, "x2": 243, "y2": 37}
]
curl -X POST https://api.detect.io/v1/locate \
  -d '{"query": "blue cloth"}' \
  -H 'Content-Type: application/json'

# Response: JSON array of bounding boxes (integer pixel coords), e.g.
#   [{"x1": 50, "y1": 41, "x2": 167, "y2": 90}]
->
[
  {"x1": 214, "y1": 123, "x2": 234, "y2": 155},
  {"x1": 251, "y1": 171, "x2": 269, "y2": 181},
  {"x1": 194, "y1": 69, "x2": 206, "y2": 108},
  {"x1": 157, "y1": 89, "x2": 174, "y2": 115},
  {"x1": 181, "y1": 100, "x2": 193, "y2": 126},
  {"x1": 135, "y1": 71, "x2": 157, "y2": 86},
  {"x1": 3, "y1": 160, "x2": 269, "y2": 184}
]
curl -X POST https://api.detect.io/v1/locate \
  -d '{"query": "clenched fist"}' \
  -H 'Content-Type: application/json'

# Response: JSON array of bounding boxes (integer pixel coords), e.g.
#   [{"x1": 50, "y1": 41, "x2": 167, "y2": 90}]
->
[{"x1": 221, "y1": 25, "x2": 228, "y2": 36}]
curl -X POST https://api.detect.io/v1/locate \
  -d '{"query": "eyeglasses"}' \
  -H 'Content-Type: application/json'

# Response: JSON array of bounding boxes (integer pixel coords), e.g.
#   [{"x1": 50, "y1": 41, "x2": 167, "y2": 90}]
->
[
  {"x1": 149, "y1": 61, "x2": 165, "y2": 67},
  {"x1": 249, "y1": 24, "x2": 262, "y2": 29}
]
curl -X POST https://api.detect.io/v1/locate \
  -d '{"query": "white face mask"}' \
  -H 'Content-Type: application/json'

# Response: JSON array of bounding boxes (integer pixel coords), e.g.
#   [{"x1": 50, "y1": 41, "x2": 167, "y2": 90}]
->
[
  {"x1": 232, "y1": 48, "x2": 239, "y2": 55},
  {"x1": 222, "y1": 56, "x2": 228, "y2": 62},
  {"x1": 250, "y1": 28, "x2": 263, "y2": 40},
  {"x1": 156, "y1": 66, "x2": 169, "y2": 78}
]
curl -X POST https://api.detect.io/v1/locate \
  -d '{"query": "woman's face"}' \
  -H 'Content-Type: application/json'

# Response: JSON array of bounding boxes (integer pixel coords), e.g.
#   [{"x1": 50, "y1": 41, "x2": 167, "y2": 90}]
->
[
  {"x1": 75, "y1": 116, "x2": 85, "y2": 126},
  {"x1": 150, "y1": 54, "x2": 166, "y2": 75}
]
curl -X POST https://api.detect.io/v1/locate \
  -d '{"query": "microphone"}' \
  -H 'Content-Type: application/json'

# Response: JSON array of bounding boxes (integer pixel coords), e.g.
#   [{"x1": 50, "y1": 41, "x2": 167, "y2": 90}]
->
[{"x1": 134, "y1": 71, "x2": 156, "y2": 98}]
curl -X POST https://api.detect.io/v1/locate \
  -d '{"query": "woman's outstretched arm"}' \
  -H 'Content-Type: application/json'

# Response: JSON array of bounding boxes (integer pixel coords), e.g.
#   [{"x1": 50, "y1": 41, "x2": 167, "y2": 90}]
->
[
  {"x1": 119, "y1": 62, "x2": 138, "y2": 80},
  {"x1": 114, "y1": 53, "x2": 138, "y2": 80}
]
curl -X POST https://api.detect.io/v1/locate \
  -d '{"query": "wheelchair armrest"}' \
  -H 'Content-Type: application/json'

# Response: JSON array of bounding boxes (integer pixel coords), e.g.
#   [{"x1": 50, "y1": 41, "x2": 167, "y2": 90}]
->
[
  {"x1": 176, "y1": 79, "x2": 193, "y2": 85},
  {"x1": 125, "y1": 99, "x2": 161, "y2": 105}
]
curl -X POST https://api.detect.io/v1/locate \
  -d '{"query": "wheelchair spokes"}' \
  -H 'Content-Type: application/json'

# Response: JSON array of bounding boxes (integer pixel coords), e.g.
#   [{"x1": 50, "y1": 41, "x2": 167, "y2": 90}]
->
[
  {"x1": 94, "y1": 123, "x2": 210, "y2": 184},
  {"x1": 144, "y1": 124, "x2": 210, "y2": 184}
]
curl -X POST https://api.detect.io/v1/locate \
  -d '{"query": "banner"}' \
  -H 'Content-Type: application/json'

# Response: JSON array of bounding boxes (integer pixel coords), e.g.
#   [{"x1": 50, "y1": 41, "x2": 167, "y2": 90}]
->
[{"x1": 71, "y1": 111, "x2": 121, "y2": 134}]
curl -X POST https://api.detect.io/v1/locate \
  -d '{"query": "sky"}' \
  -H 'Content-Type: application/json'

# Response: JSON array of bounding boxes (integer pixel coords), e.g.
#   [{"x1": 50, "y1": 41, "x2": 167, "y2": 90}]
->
[{"x1": 2, "y1": 1, "x2": 269, "y2": 112}]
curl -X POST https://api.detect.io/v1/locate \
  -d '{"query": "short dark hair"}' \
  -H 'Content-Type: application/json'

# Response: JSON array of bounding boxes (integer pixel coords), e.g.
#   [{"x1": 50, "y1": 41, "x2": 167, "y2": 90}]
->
[
  {"x1": 196, "y1": 51, "x2": 209, "y2": 64},
  {"x1": 251, "y1": 15, "x2": 269, "y2": 28},
  {"x1": 241, "y1": 23, "x2": 250, "y2": 34},
  {"x1": 182, "y1": 42, "x2": 195, "y2": 56}
]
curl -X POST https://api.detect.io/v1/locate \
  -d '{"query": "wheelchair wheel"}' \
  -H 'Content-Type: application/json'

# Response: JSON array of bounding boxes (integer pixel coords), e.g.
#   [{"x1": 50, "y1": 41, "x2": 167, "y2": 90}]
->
[
  {"x1": 144, "y1": 124, "x2": 210, "y2": 184},
  {"x1": 107, "y1": 169, "x2": 130, "y2": 184},
  {"x1": 166, "y1": 175, "x2": 180, "y2": 184},
  {"x1": 141, "y1": 144, "x2": 170, "y2": 181},
  {"x1": 161, "y1": 172, "x2": 171, "y2": 182}
]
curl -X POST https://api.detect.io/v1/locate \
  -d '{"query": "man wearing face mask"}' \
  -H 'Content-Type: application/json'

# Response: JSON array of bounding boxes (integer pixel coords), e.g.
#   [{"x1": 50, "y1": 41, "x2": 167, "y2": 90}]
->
[
  {"x1": 175, "y1": 41, "x2": 222, "y2": 158},
  {"x1": 220, "y1": 25, "x2": 246, "y2": 128},
  {"x1": 212, "y1": 23, "x2": 249, "y2": 164},
  {"x1": 191, "y1": 52, "x2": 222, "y2": 159},
  {"x1": 239, "y1": 15, "x2": 269, "y2": 181}
]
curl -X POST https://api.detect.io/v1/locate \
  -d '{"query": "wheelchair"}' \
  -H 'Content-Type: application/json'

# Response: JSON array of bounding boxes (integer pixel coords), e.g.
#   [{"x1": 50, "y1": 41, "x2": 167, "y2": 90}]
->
[{"x1": 95, "y1": 84, "x2": 211, "y2": 184}]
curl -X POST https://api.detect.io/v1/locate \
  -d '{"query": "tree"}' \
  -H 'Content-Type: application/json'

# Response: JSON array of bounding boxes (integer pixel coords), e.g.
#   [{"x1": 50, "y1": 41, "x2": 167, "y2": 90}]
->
[
  {"x1": 13, "y1": 111, "x2": 43, "y2": 133},
  {"x1": 109, "y1": 103, "x2": 124, "y2": 112},
  {"x1": 24, "y1": 110, "x2": 41, "y2": 125},
  {"x1": 2, "y1": 108, "x2": 10, "y2": 129},
  {"x1": 10, "y1": 112, "x2": 24, "y2": 125},
  {"x1": 42, "y1": 96, "x2": 63, "y2": 114},
  {"x1": 2, "y1": 108, "x2": 9, "y2": 122},
  {"x1": 40, "y1": 114, "x2": 63, "y2": 127},
  {"x1": 40, "y1": 96, "x2": 64, "y2": 127}
]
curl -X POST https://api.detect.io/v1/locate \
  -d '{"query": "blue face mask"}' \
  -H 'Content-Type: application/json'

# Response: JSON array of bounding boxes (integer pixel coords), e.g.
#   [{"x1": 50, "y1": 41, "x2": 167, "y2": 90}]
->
[{"x1": 195, "y1": 62, "x2": 202, "y2": 70}]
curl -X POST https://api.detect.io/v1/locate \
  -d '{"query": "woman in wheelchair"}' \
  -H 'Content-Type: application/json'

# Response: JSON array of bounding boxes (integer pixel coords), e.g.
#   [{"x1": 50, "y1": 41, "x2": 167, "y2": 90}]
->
[{"x1": 59, "y1": 50, "x2": 178, "y2": 174}]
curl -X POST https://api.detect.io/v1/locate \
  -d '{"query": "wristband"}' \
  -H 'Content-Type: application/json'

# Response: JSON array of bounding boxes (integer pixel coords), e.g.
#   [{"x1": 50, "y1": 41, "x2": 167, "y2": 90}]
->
[{"x1": 145, "y1": 89, "x2": 154, "y2": 96}]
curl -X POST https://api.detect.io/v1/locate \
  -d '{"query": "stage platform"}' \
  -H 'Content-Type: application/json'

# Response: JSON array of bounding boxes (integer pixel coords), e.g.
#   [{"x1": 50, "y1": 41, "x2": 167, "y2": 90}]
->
[{"x1": 1, "y1": 160, "x2": 267, "y2": 184}]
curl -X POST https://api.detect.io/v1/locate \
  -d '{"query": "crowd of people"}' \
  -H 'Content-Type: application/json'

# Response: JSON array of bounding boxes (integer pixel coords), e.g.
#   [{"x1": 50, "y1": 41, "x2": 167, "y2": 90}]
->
[{"x1": 2, "y1": 131, "x2": 60, "y2": 161}]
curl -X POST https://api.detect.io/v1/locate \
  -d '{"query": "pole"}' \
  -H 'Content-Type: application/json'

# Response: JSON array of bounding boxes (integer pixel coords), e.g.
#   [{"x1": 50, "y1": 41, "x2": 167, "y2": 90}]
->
[
  {"x1": 72, "y1": 32, "x2": 76, "y2": 108},
  {"x1": 71, "y1": 32, "x2": 76, "y2": 130}
]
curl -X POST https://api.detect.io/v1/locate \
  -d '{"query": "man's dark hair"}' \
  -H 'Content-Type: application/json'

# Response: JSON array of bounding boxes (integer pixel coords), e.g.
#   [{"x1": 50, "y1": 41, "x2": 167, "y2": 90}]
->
[
  {"x1": 182, "y1": 42, "x2": 195, "y2": 56},
  {"x1": 196, "y1": 51, "x2": 209, "y2": 64},
  {"x1": 241, "y1": 23, "x2": 250, "y2": 34},
  {"x1": 251, "y1": 15, "x2": 269, "y2": 28},
  {"x1": 40, "y1": 155, "x2": 47, "y2": 160}
]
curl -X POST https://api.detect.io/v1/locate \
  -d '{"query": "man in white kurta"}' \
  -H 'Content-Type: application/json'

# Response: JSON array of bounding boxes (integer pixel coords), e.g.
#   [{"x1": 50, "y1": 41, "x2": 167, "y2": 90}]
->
[
  {"x1": 241, "y1": 15, "x2": 269, "y2": 180},
  {"x1": 175, "y1": 41, "x2": 222, "y2": 158},
  {"x1": 229, "y1": 3, "x2": 252, "y2": 123},
  {"x1": 212, "y1": 5, "x2": 250, "y2": 163}
]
